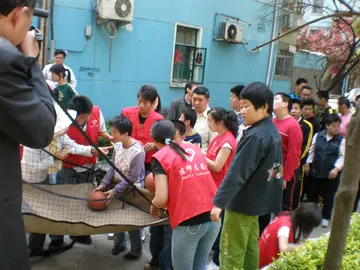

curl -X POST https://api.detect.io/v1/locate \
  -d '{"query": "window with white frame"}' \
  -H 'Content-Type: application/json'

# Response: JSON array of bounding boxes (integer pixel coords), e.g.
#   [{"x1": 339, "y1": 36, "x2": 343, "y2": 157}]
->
[
  {"x1": 171, "y1": 24, "x2": 206, "y2": 85},
  {"x1": 274, "y1": 42, "x2": 294, "y2": 79}
]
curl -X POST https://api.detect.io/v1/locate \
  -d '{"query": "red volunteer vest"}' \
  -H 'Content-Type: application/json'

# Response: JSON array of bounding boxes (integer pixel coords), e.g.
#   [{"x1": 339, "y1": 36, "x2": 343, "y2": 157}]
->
[
  {"x1": 206, "y1": 130, "x2": 237, "y2": 188},
  {"x1": 63, "y1": 106, "x2": 100, "y2": 168},
  {"x1": 153, "y1": 143, "x2": 217, "y2": 229},
  {"x1": 259, "y1": 214, "x2": 294, "y2": 268},
  {"x1": 122, "y1": 107, "x2": 163, "y2": 164}
]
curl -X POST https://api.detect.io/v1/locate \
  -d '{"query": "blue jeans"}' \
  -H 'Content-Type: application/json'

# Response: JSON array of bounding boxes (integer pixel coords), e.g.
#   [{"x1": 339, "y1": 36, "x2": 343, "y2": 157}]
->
[
  {"x1": 114, "y1": 229, "x2": 142, "y2": 255},
  {"x1": 172, "y1": 221, "x2": 220, "y2": 270},
  {"x1": 149, "y1": 225, "x2": 172, "y2": 269}
]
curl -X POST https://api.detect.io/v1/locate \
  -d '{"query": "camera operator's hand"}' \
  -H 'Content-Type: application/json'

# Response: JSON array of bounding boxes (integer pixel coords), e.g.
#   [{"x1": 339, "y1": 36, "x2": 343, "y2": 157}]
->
[{"x1": 18, "y1": 30, "x2": 40, "y2": 57}]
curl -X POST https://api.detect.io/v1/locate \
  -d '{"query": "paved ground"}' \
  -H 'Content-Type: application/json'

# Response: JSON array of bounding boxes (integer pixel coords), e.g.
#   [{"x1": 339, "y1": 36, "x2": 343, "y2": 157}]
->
[{"x1": 28, "y1": 220, "x2": 336, "y2": 270}]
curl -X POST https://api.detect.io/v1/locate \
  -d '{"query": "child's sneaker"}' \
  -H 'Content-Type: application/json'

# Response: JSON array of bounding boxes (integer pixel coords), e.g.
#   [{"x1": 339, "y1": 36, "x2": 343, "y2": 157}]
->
[
  {"x1": 321, "y1": 219, "x2": 329, "y2": 228},
  {"x1": 206, "y1": 261, "x2": 220, "y2": 270}
]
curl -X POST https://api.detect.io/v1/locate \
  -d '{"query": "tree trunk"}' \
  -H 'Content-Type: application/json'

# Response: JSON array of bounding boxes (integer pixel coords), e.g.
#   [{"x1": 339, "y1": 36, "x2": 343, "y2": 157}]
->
[{"x1": 323, "y1": 109, "x2": 360, "y2": 269}]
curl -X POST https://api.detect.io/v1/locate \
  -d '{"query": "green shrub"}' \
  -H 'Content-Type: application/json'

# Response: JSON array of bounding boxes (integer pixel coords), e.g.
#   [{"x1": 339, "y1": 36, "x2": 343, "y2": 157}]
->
[
  {"x1": 98, "y1": 120, "x2": 113, "y2": 160},
  {"x1": 270, "y1": 213, "x2": 360, "y2": 270}
]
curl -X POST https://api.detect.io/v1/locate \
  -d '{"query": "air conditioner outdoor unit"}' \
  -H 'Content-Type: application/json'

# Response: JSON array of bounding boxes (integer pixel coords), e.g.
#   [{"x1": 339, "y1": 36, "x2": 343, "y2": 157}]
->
[
  {"x1": 96, "y1": 0, "x2": 134, "y2": 23},
  {"x1": 220, "y1": 21, "x2": 243, "y2": 44}
]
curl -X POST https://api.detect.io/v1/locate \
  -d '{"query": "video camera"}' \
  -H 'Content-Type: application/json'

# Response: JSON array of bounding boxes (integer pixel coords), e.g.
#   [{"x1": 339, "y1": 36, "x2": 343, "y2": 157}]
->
[
  {"x1": 29, "y1": 8, "x2": 49, "y2": 42},
  {"x1": 33, "y1": 8, "x2": 49, "y2": 18}
]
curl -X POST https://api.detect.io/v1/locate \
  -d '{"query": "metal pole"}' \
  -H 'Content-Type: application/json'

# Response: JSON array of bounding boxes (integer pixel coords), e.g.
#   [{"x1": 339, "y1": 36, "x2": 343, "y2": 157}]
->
[{"x1": 266, "y1": 0, "x2": 280, "y2": 86}]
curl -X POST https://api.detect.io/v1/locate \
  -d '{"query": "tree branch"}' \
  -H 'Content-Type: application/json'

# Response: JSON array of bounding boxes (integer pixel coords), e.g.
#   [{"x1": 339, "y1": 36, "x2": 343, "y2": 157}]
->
[
  {"x1": 324, "y1": 38, "x2": 360, "y2": 93},
  {"x1": 338, "y1": 0, "x2": 356, "y2": 13},
  {"x1": 251, "y1": 11, "x2": 359, "y2": 51}
]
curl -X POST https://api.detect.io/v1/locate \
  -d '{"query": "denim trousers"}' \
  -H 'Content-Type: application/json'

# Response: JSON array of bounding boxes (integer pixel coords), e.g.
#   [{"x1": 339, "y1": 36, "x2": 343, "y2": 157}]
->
[
  {"x1": 114, "y1": 229, "x2": 142, "y2": 255},
  {"x1": 149, "y1": 225, "x2": 172, "y2": 269},
  {"x1": 172, "y1": 221, "x2": 220, "y2": 270}
]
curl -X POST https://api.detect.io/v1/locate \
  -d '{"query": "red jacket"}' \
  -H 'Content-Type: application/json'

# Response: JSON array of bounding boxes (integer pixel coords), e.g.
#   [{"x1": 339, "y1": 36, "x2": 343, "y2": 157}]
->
[
  {"x1": 63, "y1": 106, "x2": 100, "y2": 168},
  {"x1": 153, "y1": 143, "x2": 217, "y2": 229},
  {"x1": 20, "y1": 145, "x2": 23, "y2": 160},
  {"x1": 259, "y1": 214, "x2": 294, "y2": 268},
  {"x1": 122, "y1": 107, "x2": 163, "y2": 164},
  {"x1": 273, "y1": 117, "x2": 302, "y2": 181},
  {"x1": 206, "y1": 130, "x2": 237, "y2": 188}
]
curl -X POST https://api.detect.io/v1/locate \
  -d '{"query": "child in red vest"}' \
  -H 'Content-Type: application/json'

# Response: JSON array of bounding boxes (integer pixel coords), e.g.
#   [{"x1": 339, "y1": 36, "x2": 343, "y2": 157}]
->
[
  {"x1": 121, "y1": 86, "x2": 165, "y2": 268},
  {"x1": 205, "y1": 107, "x2": 238, "y2": 270},
  {"x1": 121, "y1": 85, "x2": 163, "y2": 173},
  {"x1": 150, "y1": 120, "x2": 220, "y2": 270},
  {"x1": 259, "y1": 202, "x2": 321, "y2": 268},
  {"x1": 51, "y1": 96, "x2": 112, "y2": 247}
]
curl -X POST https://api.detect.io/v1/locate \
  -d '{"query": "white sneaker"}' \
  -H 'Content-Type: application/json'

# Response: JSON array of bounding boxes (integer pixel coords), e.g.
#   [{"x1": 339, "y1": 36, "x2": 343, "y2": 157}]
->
[
  {"x1": 321, "y1": 219, "x2": 329, "y2": 228},
  {"x1": 140, "y1": 229, "x2": 146, "y2": 242},
  {"x1": 206, "y1": 261, "x2": 220, "y2": 270},
  {"x1": 107, "y1": 233, "x2": 114, "y2": 240}
]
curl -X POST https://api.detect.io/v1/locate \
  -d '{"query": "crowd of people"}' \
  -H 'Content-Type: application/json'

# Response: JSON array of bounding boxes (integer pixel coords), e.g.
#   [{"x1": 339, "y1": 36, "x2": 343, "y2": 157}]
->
[
  {"x1": 2, "y1": 2, "x2": 359, "y2": 270},
  {"x1": 20, "y1": 59, "x2": 360, "y2": 270}
]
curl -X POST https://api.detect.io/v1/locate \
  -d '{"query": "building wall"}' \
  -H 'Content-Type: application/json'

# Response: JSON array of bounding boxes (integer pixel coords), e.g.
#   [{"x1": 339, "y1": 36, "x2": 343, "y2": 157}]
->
[
  {"x1": 38, "y1": 0, "x2": 276, "y2": 118},
  {"x1": 272, "y1": 50, "x2": 325, "y2": 93}
]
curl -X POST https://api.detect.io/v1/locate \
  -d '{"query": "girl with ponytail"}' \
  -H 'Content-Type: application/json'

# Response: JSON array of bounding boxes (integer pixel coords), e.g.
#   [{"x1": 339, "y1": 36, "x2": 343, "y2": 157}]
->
[
  {"x1": 150, "y1": 120, "x2": 220, "y2": 270},
  {"x1": 50, "y1": 64, "x2": 78, "y2": 109},
  {"x1": 205, "y1": 107, "x2": 238, "y2": 269}
]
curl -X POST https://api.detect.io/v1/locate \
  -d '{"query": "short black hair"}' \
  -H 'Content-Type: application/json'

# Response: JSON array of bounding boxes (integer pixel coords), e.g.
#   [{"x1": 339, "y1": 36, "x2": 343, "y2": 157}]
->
[
  {"x1": 302, "y1": 98, "x2": 316, "y2": 108},
  {"x1": 230, "y1": 85, "x2": 245, "y2": 99},
  {"x1": 296, "y1": 78, "x2": 308, "y2": 86},
  {"x1": 240, "y1": 82, "x2": 274, "y2": 114},
  {"x1": 275, "y1": 92, "x2": 292, "y2": 113},
  {"x1": 326, "y1": 114, "x2": 342, "y2": 126},
  {"x1": 301, "y1": 85, "x2": 312, "y2": 92},
  {"x1": 110, "y1": 115, "x2": 133, "y2": 136},
  {"x1": 54, "y1": 49, "x2": 67, "y2": 58},
  {"x1": 291, "y1": 98, "x2": 303, "y2": 109},
  {"x1": 68, "y1": 96, "x2": 93, "y2": 114},
  {"x1": 137, "y1": 85, "x2": 158, "y2": 103},
  {"x1": 338, "y1": 96, "x2": 351, "y2": 109},
  {"x1": 317, "y1": 90, "x2": 329, "y2": 101},
  {"x1": 193, "y1": 86, "x2": 210, "y2": 99},
  {"x1": 181, "y1": 108, "x2": 197, "y2": 128},
  {"x1": 184, "y1": 81, "x2": 197, "y2": 95},
  {"x1": 172, "y1": 120, "x2": 186, "y2": 137},
  {"x1": 0, "y1": 0, "x2": 36, "y2": 16},
  {"x1": 355, "y1": 95, "x2": 360, "y2": 101}
]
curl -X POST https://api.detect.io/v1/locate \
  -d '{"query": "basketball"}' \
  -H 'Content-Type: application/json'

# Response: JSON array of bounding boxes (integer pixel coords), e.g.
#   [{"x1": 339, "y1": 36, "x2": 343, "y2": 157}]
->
[
  {"x1": 145, "y1": 173, "x2": 155, "y2": 193},
  {"x1": 88, "y1": 191, "x2": 107, "y2": 211}
]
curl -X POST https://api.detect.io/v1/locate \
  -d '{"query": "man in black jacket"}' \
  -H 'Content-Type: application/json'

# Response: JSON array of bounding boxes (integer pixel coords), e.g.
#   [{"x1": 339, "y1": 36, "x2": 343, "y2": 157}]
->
[
  {"x1": 0, "y1": 1, "x2": 56, "y2": 269},
  {"x1": 211, "y1": 82, "x2": 283, "y2": 270},
  {"x1": 290, "y1": 99, "x2": 313, "y2": 209},
  {"x1": 317, "y1": 90, "x2": 336, "y2": 130},
  {"x1": 303, "y1": 98, "x2": 320, "y2": 134},
  {"x1": 167, "y1": 81, "x2": 197, "y2": 121}
]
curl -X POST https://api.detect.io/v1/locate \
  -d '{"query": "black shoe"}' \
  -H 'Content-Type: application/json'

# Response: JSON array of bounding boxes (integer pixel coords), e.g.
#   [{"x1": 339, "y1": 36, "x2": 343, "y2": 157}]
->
[
  {"x1": 29, "y1": 249, "x2": 50, "y2": 258},
  {"x1": 71, "y1": 236, "x2": 92, "y2": 245},
  {"x1": 111, "y1": 245, "x2": 126, "y2": 255},
  {"x1": 123, "y1": 252, "x2": 142, "y2": 260},
  {"x1": 49, "y1": 239, "x2": 64, "y2": 251}
]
